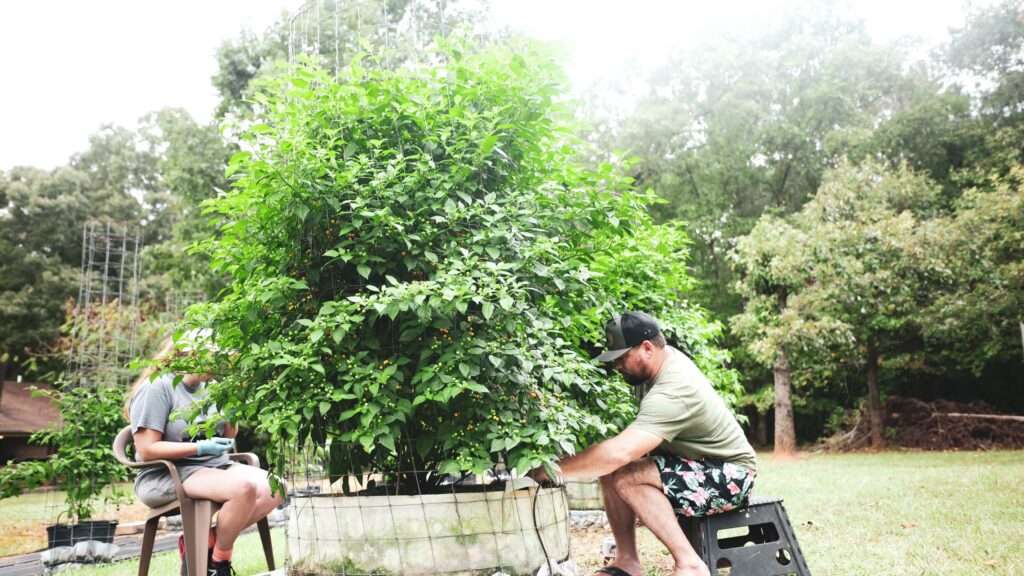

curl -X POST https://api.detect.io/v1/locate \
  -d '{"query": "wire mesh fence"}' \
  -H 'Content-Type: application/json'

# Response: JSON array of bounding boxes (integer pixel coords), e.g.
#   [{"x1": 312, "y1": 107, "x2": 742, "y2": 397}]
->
[
  {"x1": 66, "y1": 219, "x2": 142, "y2": 391},
  {"x1": 282, "y1": 427, "x2": 571, "y2": 576},
  {"x1": 41, "y1": 220, "x2": 143, "y2": 561},
  {"x1": 288, "y1": 0, "x2": 501, "y2": 73}
]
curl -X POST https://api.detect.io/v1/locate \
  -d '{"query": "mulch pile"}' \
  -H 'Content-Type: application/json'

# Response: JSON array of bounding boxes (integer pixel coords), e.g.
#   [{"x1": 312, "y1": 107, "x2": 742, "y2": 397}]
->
[{"x1": 823, "y1": 396, "x2": 1024, "y2": 451}]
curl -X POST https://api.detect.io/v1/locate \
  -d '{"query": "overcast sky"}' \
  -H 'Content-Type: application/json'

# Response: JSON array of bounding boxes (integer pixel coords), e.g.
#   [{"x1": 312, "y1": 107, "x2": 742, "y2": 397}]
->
[{"x1": 0, "y1": 0, "x2": 985, "y2": 172}]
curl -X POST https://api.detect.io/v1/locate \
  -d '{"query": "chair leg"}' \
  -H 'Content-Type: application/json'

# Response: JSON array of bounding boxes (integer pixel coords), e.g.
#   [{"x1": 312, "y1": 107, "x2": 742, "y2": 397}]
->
[
  {"x1": 193, "y1": 500, "x2": 216, "y2": 576},
  {"x1": 257, "y1": 518, "x2": 275, "y2": 570},
  {"x1": 181, "y1": 499, "x2": 217, "y2": 576},
  {"x1": 137, "y1": 515, "x2": 161, "y2": 576}
]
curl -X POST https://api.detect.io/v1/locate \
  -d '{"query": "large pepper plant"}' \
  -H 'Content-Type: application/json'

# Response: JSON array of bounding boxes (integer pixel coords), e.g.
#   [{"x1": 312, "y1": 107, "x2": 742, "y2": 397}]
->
[{"x1": 173, "y1": 39, "x2": 739, "y2": 491}]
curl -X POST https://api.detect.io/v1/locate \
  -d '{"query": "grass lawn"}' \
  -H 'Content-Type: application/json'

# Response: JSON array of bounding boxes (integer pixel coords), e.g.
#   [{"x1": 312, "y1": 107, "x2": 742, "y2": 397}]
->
[
  {"x1": 2, "y1": 450, "x2": 1021, "y2": 575},
  {"x1": 0, "y1": 484, "x2": 151, "y2": 557},
  {"x1": 574, "y1": 450, "x2": 1024, "y2": 576}
]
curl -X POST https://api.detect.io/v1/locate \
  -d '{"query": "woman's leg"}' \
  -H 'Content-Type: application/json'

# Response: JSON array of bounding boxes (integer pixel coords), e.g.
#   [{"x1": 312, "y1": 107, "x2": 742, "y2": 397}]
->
[
  {"x1": 218, "y1": 464, "x2": 285, "y2": 526},
  {"x1": 180, "y1": 468, "x2": 258, "y2": 555},
  {"x1": 182, "y1": 465, "x2": 285, "y2": 553}
]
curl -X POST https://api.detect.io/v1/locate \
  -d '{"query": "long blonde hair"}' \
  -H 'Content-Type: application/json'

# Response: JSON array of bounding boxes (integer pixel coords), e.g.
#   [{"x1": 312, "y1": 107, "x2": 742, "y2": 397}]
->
[{"x1": 123, "y1": 336, "x2": 176, "y2": 420}]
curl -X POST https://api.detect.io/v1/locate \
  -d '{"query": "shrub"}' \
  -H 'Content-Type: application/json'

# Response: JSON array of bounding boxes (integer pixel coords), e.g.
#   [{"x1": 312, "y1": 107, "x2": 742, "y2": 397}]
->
[{"x1": 178, "y1": 39, "x2": 738, "y2": 487}]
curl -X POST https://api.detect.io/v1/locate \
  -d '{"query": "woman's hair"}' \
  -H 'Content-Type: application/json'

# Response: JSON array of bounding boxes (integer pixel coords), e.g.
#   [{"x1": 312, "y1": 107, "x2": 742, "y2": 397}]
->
[{"x1": 123, "y1": 336, "x2": 176, "y2": 421}]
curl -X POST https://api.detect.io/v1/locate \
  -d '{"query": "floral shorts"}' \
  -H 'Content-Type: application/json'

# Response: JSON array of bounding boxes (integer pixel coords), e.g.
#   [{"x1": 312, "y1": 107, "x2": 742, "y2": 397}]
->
[{"x1": 651, "y1": 454, "x2": 755, "y2": 517}]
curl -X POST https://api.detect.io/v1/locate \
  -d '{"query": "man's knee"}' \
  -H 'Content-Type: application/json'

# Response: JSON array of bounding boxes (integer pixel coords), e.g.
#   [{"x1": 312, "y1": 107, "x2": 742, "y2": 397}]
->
[{"x1": 607, "y1": 458, "x2": 656, "y2": 492}]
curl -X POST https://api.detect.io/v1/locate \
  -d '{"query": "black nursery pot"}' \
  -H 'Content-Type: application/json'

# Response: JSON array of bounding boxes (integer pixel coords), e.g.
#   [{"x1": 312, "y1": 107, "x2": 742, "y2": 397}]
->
[{"x1": 46, "y1": 520, "x2": 119, "y2": 548}]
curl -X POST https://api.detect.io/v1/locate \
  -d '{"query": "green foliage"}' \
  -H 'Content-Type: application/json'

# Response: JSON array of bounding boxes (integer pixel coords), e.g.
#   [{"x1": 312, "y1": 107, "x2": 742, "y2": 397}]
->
[
  {"x1": 947, "y1": 0, "x2": 1024, "y2": 120},
  {"x1": 0, "y1": 165, "x2": 139, "y2": 378},
  {"x1": 174, "y1": 40, "x2": 735, "y2": 485},
  {"x1": 796, "y1": 160, "x2": 942, "y2": 347},
  {"x1": 0, "y1": 385, "x2": 131, "y2": 521},
  {"x1": 135, "y1": 108, "x2": 233, "y2": 303},
  {"x1": 731, "y1": 160, "x2": 945, "y2": 440},
  {"x1": 730, "y1": 216, "x2": 852, "y2": 372},
  {"x1": 603, "y1": 1, "x2": 930, "y2": 315},
  {"x1": 922, "y1": 164, "x2": 1024, "y2": 373}
]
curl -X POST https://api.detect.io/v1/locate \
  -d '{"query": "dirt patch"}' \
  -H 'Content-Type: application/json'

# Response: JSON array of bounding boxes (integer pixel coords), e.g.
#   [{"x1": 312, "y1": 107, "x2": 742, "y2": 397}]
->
[
  {"x1": 824, "y1": 396, "x2": 1024, "y2": 451},
  {"x1": 572, "y1": 526, "x2": 674, "y2": 576}
]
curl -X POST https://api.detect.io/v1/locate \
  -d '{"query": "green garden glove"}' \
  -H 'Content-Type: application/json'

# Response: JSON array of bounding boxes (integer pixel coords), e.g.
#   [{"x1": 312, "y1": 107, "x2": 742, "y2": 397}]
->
[{"x1": 196, "y1": 437, "x2": 234, "y2": 456}]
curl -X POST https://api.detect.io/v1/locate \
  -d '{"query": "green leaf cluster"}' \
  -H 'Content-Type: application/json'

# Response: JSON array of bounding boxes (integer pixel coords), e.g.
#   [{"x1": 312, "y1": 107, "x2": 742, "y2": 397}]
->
[
  {"x1": 0, "y1": 385, "x2": 131, "y2": 522},
  {"x1": 175, "y1": 39, "x2": 735, "y2": 484}
]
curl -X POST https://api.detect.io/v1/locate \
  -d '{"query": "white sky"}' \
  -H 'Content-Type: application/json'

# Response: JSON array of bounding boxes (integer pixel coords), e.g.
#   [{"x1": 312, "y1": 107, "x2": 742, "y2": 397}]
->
[{"x1": 0, "y1": 0, "x2": 985, "y2": 172}]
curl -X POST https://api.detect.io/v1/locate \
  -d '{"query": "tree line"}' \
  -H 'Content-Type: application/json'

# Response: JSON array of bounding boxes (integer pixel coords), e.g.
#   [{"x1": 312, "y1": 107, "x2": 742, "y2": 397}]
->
[
  {"x1": 1, "y1": 0, "x2": 1021, "y2": 453},
  {"x1": 595, "y1": 0, "x2": 1024, "y2": 451}
]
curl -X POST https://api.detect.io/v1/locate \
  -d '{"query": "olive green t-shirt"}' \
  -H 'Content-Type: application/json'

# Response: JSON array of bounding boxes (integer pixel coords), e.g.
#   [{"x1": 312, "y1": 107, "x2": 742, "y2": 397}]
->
[{"x1": 627, "y1": 347, "x2": 756, "y2": 472}]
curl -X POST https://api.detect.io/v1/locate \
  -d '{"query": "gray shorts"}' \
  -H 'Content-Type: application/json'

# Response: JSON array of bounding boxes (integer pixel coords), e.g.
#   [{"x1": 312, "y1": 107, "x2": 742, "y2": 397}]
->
[{"x1": 135, "y1": 462, "x2": 240, "y2": 508}]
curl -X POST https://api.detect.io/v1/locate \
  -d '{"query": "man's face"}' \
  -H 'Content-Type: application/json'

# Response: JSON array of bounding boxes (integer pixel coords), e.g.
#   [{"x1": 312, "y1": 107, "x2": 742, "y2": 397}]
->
[{"x1": 612, "y1": 343, "x2": 653, "y2": 386}]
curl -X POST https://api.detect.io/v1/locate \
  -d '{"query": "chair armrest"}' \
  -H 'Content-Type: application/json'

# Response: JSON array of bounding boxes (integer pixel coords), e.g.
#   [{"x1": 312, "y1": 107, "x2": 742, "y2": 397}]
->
[
  {"x1": 123, "y1": 457, "x2": 189, "y2": 506},
  {"x1": 228, "y1": 452, "x2": 261, "y2": 468}
]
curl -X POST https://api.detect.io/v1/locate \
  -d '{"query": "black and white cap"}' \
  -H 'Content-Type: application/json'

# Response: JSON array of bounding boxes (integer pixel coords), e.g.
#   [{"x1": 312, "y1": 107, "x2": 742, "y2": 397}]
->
[{"x1": 595, "y1": 311, "x2": 661, "y2": 362}]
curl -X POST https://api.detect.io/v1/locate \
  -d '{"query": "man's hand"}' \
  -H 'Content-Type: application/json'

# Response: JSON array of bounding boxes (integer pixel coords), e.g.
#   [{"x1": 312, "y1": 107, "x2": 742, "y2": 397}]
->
[{"x1": 526, "y1": 467, "x2": 550, "y2": 483}]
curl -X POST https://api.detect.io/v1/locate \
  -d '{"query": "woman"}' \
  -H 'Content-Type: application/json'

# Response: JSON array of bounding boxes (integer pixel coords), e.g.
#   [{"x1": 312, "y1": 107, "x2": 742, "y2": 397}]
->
[{"x1": 124, "y1": 334, "x2": 282, "y2": 576}]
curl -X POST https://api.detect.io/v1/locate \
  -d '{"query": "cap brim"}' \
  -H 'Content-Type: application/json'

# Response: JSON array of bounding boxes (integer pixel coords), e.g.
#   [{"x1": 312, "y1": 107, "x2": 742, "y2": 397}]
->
[{"x1": 596, "y1": 348, "x2": 629, "y2": 363}]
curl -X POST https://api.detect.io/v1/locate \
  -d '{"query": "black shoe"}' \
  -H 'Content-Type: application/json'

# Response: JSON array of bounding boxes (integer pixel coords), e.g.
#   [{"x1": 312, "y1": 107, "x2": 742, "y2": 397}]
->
[{"x1": 208, "y1": 559, "x2": 235, "y2": 576}]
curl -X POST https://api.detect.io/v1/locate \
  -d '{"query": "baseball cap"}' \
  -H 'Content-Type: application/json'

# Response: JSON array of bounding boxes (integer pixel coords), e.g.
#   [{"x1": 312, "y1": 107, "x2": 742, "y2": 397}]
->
[{"x1": 595, "y1": 312, "x2": 661, "y2": 362}]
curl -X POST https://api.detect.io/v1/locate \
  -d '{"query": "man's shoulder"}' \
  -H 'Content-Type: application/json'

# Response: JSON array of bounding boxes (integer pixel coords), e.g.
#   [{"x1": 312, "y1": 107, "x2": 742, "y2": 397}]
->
[{"x1": 654, "y1": 348, "x2": 705, "y2": 384}]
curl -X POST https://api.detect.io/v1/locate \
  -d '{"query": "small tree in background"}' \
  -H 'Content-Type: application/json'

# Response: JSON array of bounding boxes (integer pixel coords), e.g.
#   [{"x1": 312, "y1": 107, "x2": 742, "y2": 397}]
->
[
  {"x1": 174, "y1": 39, "x2": 739, "y2": 487},
  {"x1": 923, "y1": 164, "x2": 1024, "y2": 376},
  {"x1": 798, "y1": 160, "x2": 941, "y2": 448},
  {"x1": 734, "y1": 159, "x2": 943, "y2": 450},
  {"x1": 731, "y1": 217, "x2": 850, "y2": 455}
]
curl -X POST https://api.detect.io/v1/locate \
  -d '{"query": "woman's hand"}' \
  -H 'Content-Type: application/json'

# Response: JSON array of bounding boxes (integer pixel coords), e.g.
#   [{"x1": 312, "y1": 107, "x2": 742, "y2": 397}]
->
[
  {"x1": 196, "y1": 437, "x2": 234, "y2": 456},
  {"x1": 134, "y1": 428, "x2": 234, "y2": 461}
]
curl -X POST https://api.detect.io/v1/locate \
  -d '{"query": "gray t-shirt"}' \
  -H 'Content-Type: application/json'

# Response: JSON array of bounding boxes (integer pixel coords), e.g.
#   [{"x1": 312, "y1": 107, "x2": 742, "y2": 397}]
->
[{"x1": 129, "y1": 374, "x2": 230, "y2": 485}]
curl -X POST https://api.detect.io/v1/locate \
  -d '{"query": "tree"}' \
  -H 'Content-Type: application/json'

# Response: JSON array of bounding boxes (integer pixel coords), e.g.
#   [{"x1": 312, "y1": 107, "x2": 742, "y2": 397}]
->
[
  {"x1": 212, "y1": 19, "x2": 289, "y2": 118},
  {"x1": 607, "y1": 1, "x2": 925, "y2": 316},
  {"x1": 134, "y1": 108, "x2": 233, "y2": 302},
  {"x1": 922, "y1": 164, "x2": 1024, "y2": 376},
  {"x1": 0, "y1": 165, "x2": 137, "y2": 381},
  {"x1": 944, "y1": 0, "x2": 1024, "y2": 187},
  {"x1": 730, "y1": 217, "x2": 850, "y2": 454},
  {"x1": 734, "y1": 160, "x2": 943, "y2": 450},
  {"x1": 69, "y1": 125, "x2": 150, "y2": 229},
  {"x1": 172, "y1": 40, "x2": 738, "y2": 488}
]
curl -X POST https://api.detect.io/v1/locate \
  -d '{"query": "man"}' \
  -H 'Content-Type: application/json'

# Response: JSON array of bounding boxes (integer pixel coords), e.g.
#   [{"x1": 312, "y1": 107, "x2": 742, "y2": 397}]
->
[{"x1": 528, "y1": 312, "x2": 756, "y2": 576}]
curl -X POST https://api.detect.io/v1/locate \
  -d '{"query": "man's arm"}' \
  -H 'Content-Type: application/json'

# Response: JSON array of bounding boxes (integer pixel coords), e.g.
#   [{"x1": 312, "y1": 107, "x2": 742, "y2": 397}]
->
[{"x1": 528, "y1": 427, "x2": 664, "y2": 481}]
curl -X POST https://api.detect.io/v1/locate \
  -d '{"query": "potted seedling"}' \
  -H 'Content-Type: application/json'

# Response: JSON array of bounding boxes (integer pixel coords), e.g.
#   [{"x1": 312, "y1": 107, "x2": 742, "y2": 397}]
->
[{"x1": 0, "y1": 384, "x2": 130, "y2": 548}]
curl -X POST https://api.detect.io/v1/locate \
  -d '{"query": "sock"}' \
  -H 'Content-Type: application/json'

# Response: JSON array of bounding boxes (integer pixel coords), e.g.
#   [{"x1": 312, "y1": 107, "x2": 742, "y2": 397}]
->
[{"x1": 212, "y1": 547, "x2": 233, "y2": 564}]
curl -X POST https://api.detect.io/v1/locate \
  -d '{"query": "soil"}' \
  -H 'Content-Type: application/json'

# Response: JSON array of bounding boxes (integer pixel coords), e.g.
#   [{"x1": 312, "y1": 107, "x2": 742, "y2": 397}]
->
[{"x1": 823, "y1": 396, "x2": 1024, "y2": 451}]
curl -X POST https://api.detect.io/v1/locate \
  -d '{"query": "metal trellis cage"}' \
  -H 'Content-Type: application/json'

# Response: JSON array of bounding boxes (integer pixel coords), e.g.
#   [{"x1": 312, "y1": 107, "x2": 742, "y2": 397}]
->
[{"x1": 40, "y1": 219, "x2": 143, "y2": 565}]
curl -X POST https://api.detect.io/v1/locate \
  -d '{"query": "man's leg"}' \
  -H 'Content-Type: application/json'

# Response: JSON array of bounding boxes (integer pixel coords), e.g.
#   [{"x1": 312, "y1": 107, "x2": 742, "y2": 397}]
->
[
  {"x1": 599, "y1": 474, "x2": 642, "y2": 576},
  {"x1": 607, "y1": 459, "x2": 709, "y2": 576}
]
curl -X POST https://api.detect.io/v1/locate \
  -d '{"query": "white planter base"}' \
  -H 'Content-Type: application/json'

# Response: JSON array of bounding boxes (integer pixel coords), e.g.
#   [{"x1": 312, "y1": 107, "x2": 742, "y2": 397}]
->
[
  {"x1": 564, "y1": 478, "x2": 603, "y2": 511},
  {"x1": 287, "y1": 485, "x2": 570, "y2": 575}
]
